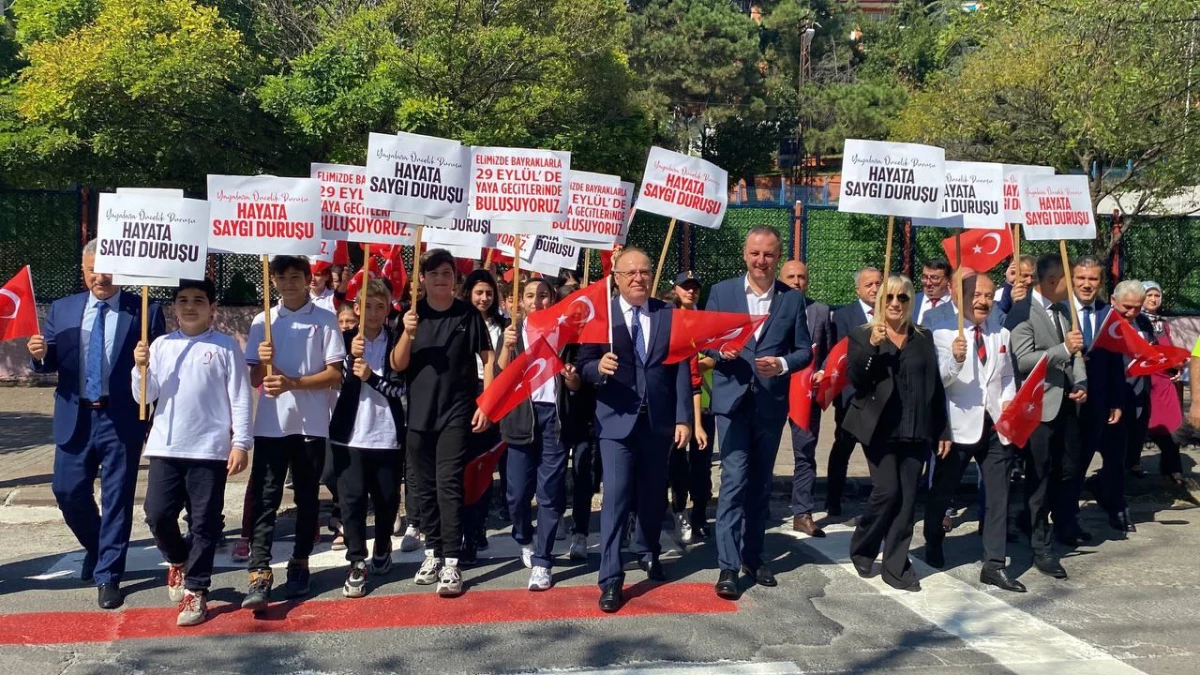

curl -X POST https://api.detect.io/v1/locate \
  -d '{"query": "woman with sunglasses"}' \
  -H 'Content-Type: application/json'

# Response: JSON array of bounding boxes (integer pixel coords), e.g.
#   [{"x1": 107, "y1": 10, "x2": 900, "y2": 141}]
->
[{"x1": 842, "y1": 275, "x2": 947, "y2": 592}]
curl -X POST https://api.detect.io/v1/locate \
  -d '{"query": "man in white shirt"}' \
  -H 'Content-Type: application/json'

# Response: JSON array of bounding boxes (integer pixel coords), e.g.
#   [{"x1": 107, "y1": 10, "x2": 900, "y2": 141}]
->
[{"x1": 135, "y1": 279, "x2": 252, "y2": 627}]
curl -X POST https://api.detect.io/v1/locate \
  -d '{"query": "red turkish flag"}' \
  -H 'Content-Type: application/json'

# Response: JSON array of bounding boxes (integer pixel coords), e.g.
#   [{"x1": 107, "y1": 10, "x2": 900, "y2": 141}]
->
[
  {"x1": 1127, "y1": 344, "x2": 1191, "y2": 377},
  {"x1": 815, "y1": 337, "x2": 850, "y2": 410},
  {"x1": 464, "y1": 441, "x2": 507, "y2": 506},
  {"x1": 994, "y1": 354, "x2": 1049, "y2": 448},
  {"x1": 788, "y1": 363, "x2": 816, "y2": 430},
  {"x1": 1090, "y1": 312, "x2": 1157, "y2": 360},
  {"x1": 525, "y1": 277, "x2": 611, "y2": 346},
  {"x1": 665, "y1": 310, "x2": 766, "y2": 364},
  {"x1": 600, "y1": 249, "x2": 615, "y2": 277},
  {"x1": 942, "y1": 228, "x2": 1013, "y2": 273},
  {"x1": 476, "y1": 335, "x2": 564, "y2": 423},
  {"x1": 0, "y1": 266, "x2": 39, "y2": 342}
]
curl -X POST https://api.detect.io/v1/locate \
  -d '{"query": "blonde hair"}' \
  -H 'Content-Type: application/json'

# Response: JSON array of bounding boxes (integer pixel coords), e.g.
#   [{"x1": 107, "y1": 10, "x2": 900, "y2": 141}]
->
[{"x1": 871, "y1": 275, "x2": 917, "y2": 333}]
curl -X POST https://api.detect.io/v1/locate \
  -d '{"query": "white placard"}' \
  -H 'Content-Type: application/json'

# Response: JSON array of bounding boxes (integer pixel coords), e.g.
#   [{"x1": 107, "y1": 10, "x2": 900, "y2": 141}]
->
[
  {"x1": 468, "y1": 147, "x2": 571, "y2": 224},
  {"x1": 441, "y1": 243, "x2": 484, "y2": 261},
  {"x1": 207, "y1": 175, "x2": 321, "y2": 256},
  {"x1": 1002, "y1": 164, "x2": 1055, "y2": 224},
  {"x1": 494, "y1": 232, "x2": 537, "y2": 261},
  {"x1": 113, "y1": 274, "x2": 180, "y2": 287},
  {"x1": 424, "y1": 217, "x2": 497, "y2": 250},
  {"x1": 838, "y1": 139, "x2": 945, "y2": 219},
  {"x1": 634, "y1": 147, "x2": 727, "y2": 229},
  {"x1": 1021, "y1": 174, "x2": 1096, "y2": 241},
  {"x1": 118, "y1": 187, "x2": 185, "y2": 198},
  {"x1": 364, "y1": 132, "x2": 469, "y2": 221},
  {"x1": 565, "y1": 238, "x2": 621, "y2": 251},
  {"x1": 312, "y1": 163, "x2": 417, "y2": 246},
  {"x1": 528, "y1": 236, "x2": 580, "y2": 272},
  {"x1": 912, "y1": 161, "x2": 1005, "y2": 230},
  {"x1": 527, "y1": 258, "x2": 564, "y2": 276},
  {"x1": 544, "y1": 172, "x2": 633, "y2": 244},
  {"x1": 95, "y1": 193, "x2": 210, "y2": 280}
]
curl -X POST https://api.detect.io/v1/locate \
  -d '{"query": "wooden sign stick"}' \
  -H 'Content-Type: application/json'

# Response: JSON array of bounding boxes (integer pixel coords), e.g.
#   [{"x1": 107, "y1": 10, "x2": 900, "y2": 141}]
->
[
  {"x1": 883, "y1": 215, "x2": 895, "y2": 278},
  {"x1": 139, "y1": 286, "x2": 148, "y2": 421},
  {"x1": 582, "y1": 249, "x2": 591, "y2": 287},
  {"x1": 1059, "y1": 239, "x2": 1079, "y2": 332},
  {"x1": 358, "y1": 243, "x2": 370, "y2": 338},
  {"x1": 651, "y1": 218, "x2": 677, "y2": 293},
  {"x1": 955, "y1": 232, "x2": 964, "y2": 338},
  {"x1": 261, "y1": 255, "x2": 274, "y2": 377},
  {"x1": 410, "y1": 225, "x2": 424, "y2": 310},
  {"x1": 512, "y1": 235, "x2": 522, "y2": 312}
]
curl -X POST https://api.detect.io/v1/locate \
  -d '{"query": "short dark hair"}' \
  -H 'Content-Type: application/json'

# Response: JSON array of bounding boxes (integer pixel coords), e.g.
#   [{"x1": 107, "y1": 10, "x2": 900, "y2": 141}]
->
[
  {"x1": 1036, "y1": 254, "x2": 1063, "y2": 281},
  {"x1": 270, "y1": 255, "x2": 311, "y2": 278},
  {"x1": 922, "y1": 259, "x2": 953, "y2": 276},
  {"x1": 1071, "y1": 255, "x2": 1104, "y2": 272},
  {"x1": 174, "y1": 278, "x2": 216, "y2": 303},
  {"x1": 336, "y1": 302, "x2": 356, "y2": 314},
  {"x1": 420, "y1": 248, "x2": 455, "y2": 275}
]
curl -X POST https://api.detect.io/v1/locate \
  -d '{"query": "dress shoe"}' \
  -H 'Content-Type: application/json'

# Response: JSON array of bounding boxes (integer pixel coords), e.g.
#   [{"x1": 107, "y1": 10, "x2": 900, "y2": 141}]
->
[
  {"x1": 97, "y1": 583, "x2": 123, "y2": 610},
  {"x1": 693, "y1": 524, "x2": 712, "y2": 539},
  {"x1": 1084, "y1": 475, "x2": 1111, "y2": 512},
  {"x1": 792, "y1": 513, "x2": 826, "y2": 537},
  {"x1": 741, "y1": 564, "x2": 777, "y2": 587},
  {"x1": 80, "y1": 550, "x2": 97, "y2": 584},
  {"x1": 824, "y1": 502, "x2": 842, "y2": 518},
  {"x1": 1110, "y1": 509, "x2": 1136, "y2": 533},
  {"x1": 1055, "y1": 528, "x2": 1093, "y2": 547},
  {"x1": 924, "y1": 541, "x2": 945, "y2": 568},
  {"x1": 598, "y1": 580, "x2": 623, "y2": 613},
  {"x1": 1033, "y1": 555, "x2": 1068, "y2": 579},
  {"x1": 980, "y1": 568, "x2": 1027, "y2": 593},
  {"x1": 941, "y1": 514, "x2": 953, "y2": 533},
  {"x1": 851, "y1": 557, "x2": 874, "y2": 578},
  {"x1": 638, "y1": 557, "x2": 666, "y2": 582},
  {"x1": 883, "y1": 577, "x2": 921, "y2": 592},
  {"x1": 715, "y1": 569, "x2": 739, "y2": 599}
]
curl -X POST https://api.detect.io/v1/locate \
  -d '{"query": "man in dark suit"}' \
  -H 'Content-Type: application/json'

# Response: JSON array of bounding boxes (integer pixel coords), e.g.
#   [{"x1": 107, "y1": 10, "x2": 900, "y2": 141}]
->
[
  {"x1": 577, "y1": 247, "x2": 691, "y2": 614},
  {"x1": 826, "y1": 266, "x2": 882, "y2": 516},
  {"x1": 780, "y1": 260, "x2": 830, "y2": 537},
  {"x1": 27, "y1": 239, "x2": 167, "y2": 609},
  {"x1": 913, "y1": 259, "x2": 953, "y2": 325},
  {"x1": 705, "y1": 226, "x2": 812, "y2": 599}
]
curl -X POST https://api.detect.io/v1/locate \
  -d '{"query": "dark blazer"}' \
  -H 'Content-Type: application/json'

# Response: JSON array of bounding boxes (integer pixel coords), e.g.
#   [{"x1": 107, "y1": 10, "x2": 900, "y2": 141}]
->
[
  {"x1": 1122, "y1": 314, "x2": 1155, "y2": 410},
  {"x1": 577, "y1": 296, "x2": 691, "y2": 440},
  {"x1": 496, "y1": 319, "x2": 570, "y2": 446},
  {"x1": 32, "y1": 290, "x2": 166, "y2": 447},
  {"x1": 702, "y1": 277, "x2": 812, "y2": 421},
  {"x1": 832, "y1": 300, "x2": 870, "y2": 407},
  {"x1": 330, "y1": 328, "x2": 406, "y2": 446},
  {"x1": 805, "y1": 297, "x2": 834, "y2": 369},
  {"x1": 842, "y1": 324, "x2": 946, "y2": 447},
  {"x1": 1080, "y1": 303, "x2": 1126, "y2": 415}
]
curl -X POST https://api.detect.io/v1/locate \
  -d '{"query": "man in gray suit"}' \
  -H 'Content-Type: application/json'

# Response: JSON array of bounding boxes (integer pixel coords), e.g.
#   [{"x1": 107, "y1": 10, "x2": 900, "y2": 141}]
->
[
  {"x1": 780, "y1": 260, "x2": 831, "y2": 537},
  {"x1": 1010, "y1": 254, "x2": 1087, "y2": 580}
]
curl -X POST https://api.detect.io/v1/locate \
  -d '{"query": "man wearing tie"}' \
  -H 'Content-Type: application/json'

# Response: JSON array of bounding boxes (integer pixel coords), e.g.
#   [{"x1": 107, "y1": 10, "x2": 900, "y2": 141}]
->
[
  {"x1": 826, "y1": 266, "x2": 882, "y2": 516},
  {"x1": 779, "y1": 260, "x2": 831, "y2": 538},
  {"x1": 1010, "y1": 255, "x2": 1087, "y2": 580},
  {"x1": 577, "y1": 247, "x2": 692, "y2": 614},
  {"x1": 27, "y1": 240, "x2": 167, "y2": 608},
  {"x1": 705, "y1": 226, "x2": 812, "y2": 599},
  {"x1": 913, "y1": 259, "x2": 953, "y2": 325},
  {"x1": 925, "y1": 275, "x2": 1025, "y2": 592}
]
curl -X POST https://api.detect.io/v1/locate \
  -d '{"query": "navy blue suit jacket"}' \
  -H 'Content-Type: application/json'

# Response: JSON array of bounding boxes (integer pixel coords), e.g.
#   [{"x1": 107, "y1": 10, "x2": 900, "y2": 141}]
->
[
  {"x1": 702, "y1": 278, "x2": 812, "y2": 421},
  {"x1": 1081, "y1": 303, "x2": 1126, "y2": 415},
  {"x1": 577, "y1": 296, "x2": 691, "y2": 440},
  {"x1": 832, "y1": 300, "x2": 870, "y2": 408},
  {"x1": 31, "y1": 291, "x2": 166, "y2": 446}
]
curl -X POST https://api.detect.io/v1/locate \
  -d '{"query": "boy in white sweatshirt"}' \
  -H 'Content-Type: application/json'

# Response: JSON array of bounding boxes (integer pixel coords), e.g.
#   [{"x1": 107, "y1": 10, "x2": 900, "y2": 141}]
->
[{"x1": 134, "y1": 279, "x2": 253, "y2": 627}]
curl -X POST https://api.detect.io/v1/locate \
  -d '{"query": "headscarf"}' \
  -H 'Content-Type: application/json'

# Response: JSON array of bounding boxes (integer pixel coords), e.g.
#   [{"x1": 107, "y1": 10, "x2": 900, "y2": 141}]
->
[{"x1": 1143, "y1": 281, "x2": 1165, "y2": 335}]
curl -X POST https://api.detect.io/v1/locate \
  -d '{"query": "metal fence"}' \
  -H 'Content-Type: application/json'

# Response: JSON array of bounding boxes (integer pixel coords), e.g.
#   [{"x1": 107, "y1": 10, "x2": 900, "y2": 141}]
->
[{"x1": 4, "y1": 186, "x2": 1199, "y2": 314}]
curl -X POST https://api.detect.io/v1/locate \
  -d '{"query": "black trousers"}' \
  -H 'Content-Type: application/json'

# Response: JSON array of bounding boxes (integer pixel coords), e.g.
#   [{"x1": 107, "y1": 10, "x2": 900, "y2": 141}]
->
[
  {"x1": 144, "y1": 457, "x2": 228, "y2": 591},
  {"x1": 321, "y1": 441, "x2": 341, "y2": 525},
  {"x1": 850, "y1": 440, "x2": 924, "y2": 589},
  {"x1": 825, "y1": 404, "x2": 861, "y2": 511},
  {"x1": 407, "y1": 425, "x2": 469, "y2": 560},
  {"x1": 247, "y1": 435, "x2": 326, "y2": 571},
  {"x1": 332, "y1": 445, "x2": 401, "y2": 563},
  {"x1": 668, "y1": 411, "x2": 715, "y2": 528},
  {"x1": 923, "y1": 419, "x2": 1012, "y2": 571},
  {"x1": 568, "y1": 434, "x2": 599, "y2": 536},
  {"x1": 1026, "y1": 405, "x2": 1080, "y2": 556},
  {"x1": 462, "y1": 425, "x2": 501, "y2": 541}
]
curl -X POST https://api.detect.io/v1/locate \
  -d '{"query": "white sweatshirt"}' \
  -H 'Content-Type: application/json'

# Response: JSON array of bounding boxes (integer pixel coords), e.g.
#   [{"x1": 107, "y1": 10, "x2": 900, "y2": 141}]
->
[{"x1": 133, "y1": 328, "x2": 254, "y2": 461}]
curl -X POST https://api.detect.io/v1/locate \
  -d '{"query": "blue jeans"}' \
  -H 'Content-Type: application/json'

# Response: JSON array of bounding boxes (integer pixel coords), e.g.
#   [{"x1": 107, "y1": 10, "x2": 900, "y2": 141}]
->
[{"x1": 506, "y1": 403, "x2": 567, "y2": 569}]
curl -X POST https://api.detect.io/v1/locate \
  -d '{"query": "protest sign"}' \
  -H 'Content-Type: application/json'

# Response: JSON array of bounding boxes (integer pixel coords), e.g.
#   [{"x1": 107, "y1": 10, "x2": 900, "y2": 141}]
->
[
  {"x1": 441, "y1": 243, "x2": 484, "y2": 261},
  {"x1": 494, "y1": 232, "x2": 537, "y2": 261},
  {"x1": 95, "y1": 193, "x2": 209, "y2": 281},
  {"x1": 424, "y1": 217, "x2": 497, "y2": 251},
  {"x1": 468, "y1": 147, "x2": 571, "y2": 227},
  {"x1": 528, "y1": 236, "x2": 580, "y2": 273},
  {"x1": 313, "y1": 163, "x2": 417, "y2": 246},
  {"x1": 207, "y1": 175, "x2": 321, "y2": 256},
  {"x1": 838, "y1": 139, "x2": 945, "y2": 219},
  {"x1": 912, "y1": 161, "x2": 1005, "y2": 230},
  {"x1": 312, "y1": 239, "x2": 349, "y2": 266},
  {"x1": 1002, "y1": 164, "x2": 1055, "y2": 224},
  {"x1": 546, "y1": 171, "x2": 633, "y2": 244},
  {"x1": 1021, "y1": 175, "x2": 1096, "y2": 241},
  {"x1": 634, "y1": 147, "x2": 727, "y2": 230},
  {"x1": 364, "y1": 132, "x2": 469, "y2": 222},
  {"x1": 111, "y1": 188, "x2": 187, "y2": 287}
]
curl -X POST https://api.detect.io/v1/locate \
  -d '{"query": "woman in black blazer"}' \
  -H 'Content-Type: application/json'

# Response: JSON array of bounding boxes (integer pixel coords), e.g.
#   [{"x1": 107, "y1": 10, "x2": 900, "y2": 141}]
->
[{"x1": 843, "y1": 275, "x2": 946, "y2": 592}]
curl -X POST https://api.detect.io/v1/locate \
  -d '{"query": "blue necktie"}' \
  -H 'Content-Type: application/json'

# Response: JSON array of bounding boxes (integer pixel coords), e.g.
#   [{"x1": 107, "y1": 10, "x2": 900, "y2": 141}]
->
[
  {"x1": 631, "y1": 306, "x2": 647, "y2": 364},
  {"x1": 85, "y1": 301, "x2": 107, "y2": 401},
  {"x1": 1082, "y1": 306, "x2": 1094, "y2": 349}
]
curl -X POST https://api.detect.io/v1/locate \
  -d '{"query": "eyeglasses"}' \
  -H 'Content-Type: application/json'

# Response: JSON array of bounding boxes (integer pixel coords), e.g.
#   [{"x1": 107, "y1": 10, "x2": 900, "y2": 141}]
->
[
  {"x1": 615, "y1": 270, "x2": 652, "y2": 279},
  {"x1": 886, "y1": 293, "x2": 911, "y2": 304},
  {"x1": 921, "y1": 274, "x2": 945, "y2": 283}
]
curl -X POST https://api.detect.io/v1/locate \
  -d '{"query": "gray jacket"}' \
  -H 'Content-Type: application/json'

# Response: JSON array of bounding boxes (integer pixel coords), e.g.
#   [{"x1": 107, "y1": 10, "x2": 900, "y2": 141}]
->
[{"x1": 1010, "y1": 298, "x2": 1088, "y2": 422}]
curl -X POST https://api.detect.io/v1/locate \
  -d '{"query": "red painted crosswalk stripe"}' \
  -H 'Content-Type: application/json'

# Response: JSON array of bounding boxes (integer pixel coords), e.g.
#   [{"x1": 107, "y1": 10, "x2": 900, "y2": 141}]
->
[{"x1": 0, "y1": 583, "x2": 736, "y2": 645}]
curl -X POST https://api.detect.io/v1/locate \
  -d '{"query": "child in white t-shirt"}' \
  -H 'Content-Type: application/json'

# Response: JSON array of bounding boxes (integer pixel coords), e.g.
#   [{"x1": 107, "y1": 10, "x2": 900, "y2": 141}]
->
[{"x1": 134, "y1": 279, "x2": 252, "y2": 627}]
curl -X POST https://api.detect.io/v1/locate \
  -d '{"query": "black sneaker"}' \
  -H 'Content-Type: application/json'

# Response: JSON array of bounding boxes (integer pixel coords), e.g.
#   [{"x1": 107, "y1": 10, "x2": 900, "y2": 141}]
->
[
  {"x1": 460, "y1": 540, "x2": 479, "y2": 567},
  {"x1": 283, "y1": 559, "x2": 311, "y2": 599},
  {"x1": 343, "y1": 561, "x2": 368, "y2": 598},
  {"x1": 475, "y1": 529, "x2": 490, "y2": 551},
  {"x1": 241, "y1": 569, "x2": 273, "y2": 612}
]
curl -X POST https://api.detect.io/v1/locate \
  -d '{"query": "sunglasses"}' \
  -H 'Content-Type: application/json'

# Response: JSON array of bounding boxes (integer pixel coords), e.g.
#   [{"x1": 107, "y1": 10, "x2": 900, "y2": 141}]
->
[{"x1": 886, "y1": 293, "x2": 911, "y2": 304}]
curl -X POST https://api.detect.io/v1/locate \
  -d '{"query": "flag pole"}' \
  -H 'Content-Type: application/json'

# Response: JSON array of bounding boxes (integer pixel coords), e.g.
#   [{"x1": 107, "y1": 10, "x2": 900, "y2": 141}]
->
[
  {"x1": 512, "y1": 235, "x2": 522, "y2": 314},
  {"x1": 410, "y1": 225, "x2": 424, "y2": 310},
  {"x1": 261, "y1": 255, "x2": 273, "y2": 377},
  {"x1": 1059, "y1": 239, "x2": 1079, "y2": 332},
  {"x1": 483, "y1": 248, "x2": 495, "y2": 271},
  {"x1": 883, "y1": 215, "x2": 895, "y2": 278},
  {"x1": 1012, "y1": 223, "x2": 1021, "y2": 269},
  {"x1": 651, "y1": 218, "x2": 676, "y2": 293},
  {"x1": 26, "y1": 266, "x2": 40, "y2": 335},
  {"x1": 358, "y1": 243, "x2": 370, "y2": 338},
  {"x1": 582, "y1": 249, "x2": 591, "y2": 287},
  {"x1": 139, "y1": 285, "x2": 148, "y2": 421},
  {"x1": 955, "y1": 232, "x2": 964, "y2": 338}
]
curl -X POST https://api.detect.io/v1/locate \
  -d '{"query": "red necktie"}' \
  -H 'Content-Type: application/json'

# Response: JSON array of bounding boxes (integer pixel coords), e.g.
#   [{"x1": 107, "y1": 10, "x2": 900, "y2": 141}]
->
[{"x1": 973, "y1": 325, "x2": 987, "y2": 365}]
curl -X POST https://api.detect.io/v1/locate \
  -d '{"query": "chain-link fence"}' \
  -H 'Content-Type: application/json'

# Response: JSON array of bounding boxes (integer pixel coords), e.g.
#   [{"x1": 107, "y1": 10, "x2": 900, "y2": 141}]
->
[{"x1": 0, "y1": 188, "x2": 86, "y2": 301}]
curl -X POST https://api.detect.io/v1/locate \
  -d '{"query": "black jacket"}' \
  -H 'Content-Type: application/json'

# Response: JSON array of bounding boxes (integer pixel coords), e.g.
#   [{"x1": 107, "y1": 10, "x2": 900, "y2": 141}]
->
[
  {"x1": 496, "y1": 319, "x2": 569, "y2": 446},
  {"x1": 330, "y1": 327, "x2": 407, "y2": 447},
  {"x1": 842, "y1": 324, "x2": 946, "y2": 448}
]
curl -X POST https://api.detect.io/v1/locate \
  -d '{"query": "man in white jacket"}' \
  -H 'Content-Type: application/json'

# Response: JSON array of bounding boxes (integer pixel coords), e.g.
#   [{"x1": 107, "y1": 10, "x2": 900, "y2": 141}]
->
[{"x1": 924, "y1": 274, "x2": 1025, "y2": 593}]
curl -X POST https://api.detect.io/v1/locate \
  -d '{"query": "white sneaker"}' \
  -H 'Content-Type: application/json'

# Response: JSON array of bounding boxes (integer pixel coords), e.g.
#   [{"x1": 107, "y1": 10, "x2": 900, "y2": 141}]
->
[
  {"x1": 569, "y1": 534, "x2": 588, "y2": 561},
  {"x1": 675, "y1": 513, "x2": 694, "y2": 546},
  {"x1": 343, "y1": 561, "x2": 368, "y2": 598},
  {"x1": 176, "y1": 589, "x2": 208, "y2": 627},
  {"x1": 400, "y1": 525, "x2": 422, "y2": 553},
  {"x1": 528, "y1": 566, "x2": 552, "y2": 591},
  {"x1": 437, "y1": 560, "x2": 463, "y2": 597},
  {"x1": 520, "y1": 545, "x2": 535, "y2": 569},
  {"x1": 166, "y1": 563, "x2": 185, "y2": 603},
  {"x1": 414, "y1": 551, "x2": 441, "y2": 585}
]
